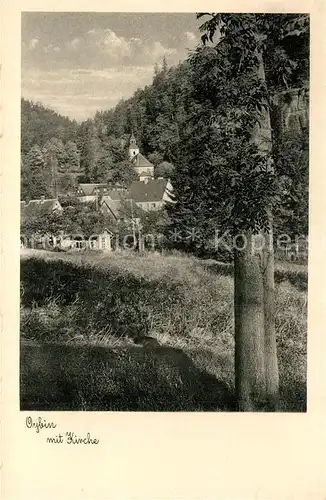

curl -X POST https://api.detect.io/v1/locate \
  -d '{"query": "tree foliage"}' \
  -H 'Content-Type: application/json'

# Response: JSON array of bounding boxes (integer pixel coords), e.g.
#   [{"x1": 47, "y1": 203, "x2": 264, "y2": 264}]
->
[
  {"x1": 165, "y1": 13, "x2": 309, "y2": 252},
  {"x1": 21, "y1": 201, "x2": 108, "y2": 239},
  {"x1": 21, "y1": 99, "x2": 78, "y2": 155},
  {"x1": 21, "y1": 145, "x2": 52, "y2": 201}
]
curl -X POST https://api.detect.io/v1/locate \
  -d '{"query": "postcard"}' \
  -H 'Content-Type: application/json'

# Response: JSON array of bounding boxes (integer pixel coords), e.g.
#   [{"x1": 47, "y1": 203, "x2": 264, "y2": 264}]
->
[{"x1": 1, "y1": 1, "x2": 326, "y2": 499}]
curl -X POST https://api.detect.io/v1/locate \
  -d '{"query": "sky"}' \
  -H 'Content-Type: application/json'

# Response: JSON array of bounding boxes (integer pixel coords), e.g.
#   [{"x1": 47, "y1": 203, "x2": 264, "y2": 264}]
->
[{"x1": 22, "y1": 13, "x2": 201, "y2": 121}]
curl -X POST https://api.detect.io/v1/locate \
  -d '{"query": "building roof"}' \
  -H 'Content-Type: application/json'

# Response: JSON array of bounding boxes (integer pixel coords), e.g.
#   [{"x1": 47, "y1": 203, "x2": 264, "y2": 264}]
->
[
  {"x1": 101, "y1": 195, "x2": 143, "y2": 219},
  {"x1": 101, "y1": 196, "x2": 122, "y2": 219},
  {"x1": 131, "y1": 153, "x2": 154, "y2": 168},
  {"x1": 129, "y1": 178, "x2": 169, "y2": 203},
  {"x1": 119, "y1": 198, "x2": 144, "y2": 218},
  {"x1": 21, "y1": 198, "x2": 62, "y2": 219},
  {"x1": 78, "y1": 183, "x2": 108, "y2": 196},
  {"x1": 105, "y1": 189, "x2": 130, "y2": 201}
]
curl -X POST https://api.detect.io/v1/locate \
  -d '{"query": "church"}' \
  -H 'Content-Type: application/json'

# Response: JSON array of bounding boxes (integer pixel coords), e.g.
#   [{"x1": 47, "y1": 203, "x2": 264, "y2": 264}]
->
[{"x1": 128, "y1": 133, "x2": 155, "y2": 181}]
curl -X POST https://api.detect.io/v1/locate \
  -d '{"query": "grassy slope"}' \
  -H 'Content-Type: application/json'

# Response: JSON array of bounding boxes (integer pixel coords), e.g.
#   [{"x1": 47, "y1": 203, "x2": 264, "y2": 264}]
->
[{"x1": 20, "y1": 249, "x2": 307, "y2": 411}]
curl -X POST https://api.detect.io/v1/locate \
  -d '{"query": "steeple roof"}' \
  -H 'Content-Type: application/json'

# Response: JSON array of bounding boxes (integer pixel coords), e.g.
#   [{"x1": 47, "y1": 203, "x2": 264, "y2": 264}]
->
[{"x1": 130, "y1": 132, "x2": 138, "y2": 146}]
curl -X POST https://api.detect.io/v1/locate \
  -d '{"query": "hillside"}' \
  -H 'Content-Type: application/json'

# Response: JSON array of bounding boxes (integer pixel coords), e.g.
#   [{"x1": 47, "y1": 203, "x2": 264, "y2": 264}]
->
[
  {"x1": 21, "y1": 98, "x2": 79, "y2": 155},
  {"x1": 20, "y1": 249, "x2": 307, "y2": 411}
]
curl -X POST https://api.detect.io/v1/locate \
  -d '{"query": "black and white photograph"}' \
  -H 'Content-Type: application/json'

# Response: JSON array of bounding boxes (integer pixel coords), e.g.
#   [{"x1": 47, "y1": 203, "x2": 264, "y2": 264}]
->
[{"x1": 19, "y1": 12, "x2": 309, "y2": 412}]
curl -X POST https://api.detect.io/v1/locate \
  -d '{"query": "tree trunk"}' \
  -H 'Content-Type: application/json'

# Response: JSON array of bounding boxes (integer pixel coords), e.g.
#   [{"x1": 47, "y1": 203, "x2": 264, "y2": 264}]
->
[
  {"x1": 234, "y1": 46, "x2": 279, "y2": 411},
  {"x1": 234, "y1": 225, "x2": 278, "y2": 412},
  {"x1": 234, "y1": 232, "x2": 266, "y2": 411}
]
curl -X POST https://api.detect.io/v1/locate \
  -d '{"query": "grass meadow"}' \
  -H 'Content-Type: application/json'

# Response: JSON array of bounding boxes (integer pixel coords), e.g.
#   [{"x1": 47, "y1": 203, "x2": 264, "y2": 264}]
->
[{"x1": 20, "y1": 249, "x2": 307, "y2": 412}]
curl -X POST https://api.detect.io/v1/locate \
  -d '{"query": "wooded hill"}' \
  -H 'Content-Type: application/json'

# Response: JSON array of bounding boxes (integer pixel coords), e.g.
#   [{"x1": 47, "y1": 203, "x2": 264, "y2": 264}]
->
[{"x1": 21, "y1": 17, "x2": 309, "y2": 242}]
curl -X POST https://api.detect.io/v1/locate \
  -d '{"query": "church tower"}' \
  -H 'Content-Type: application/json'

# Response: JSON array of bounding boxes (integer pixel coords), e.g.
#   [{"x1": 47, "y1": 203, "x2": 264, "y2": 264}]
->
[{"x1": 129, "y1": 132, "x2": 140, "y2": 159}]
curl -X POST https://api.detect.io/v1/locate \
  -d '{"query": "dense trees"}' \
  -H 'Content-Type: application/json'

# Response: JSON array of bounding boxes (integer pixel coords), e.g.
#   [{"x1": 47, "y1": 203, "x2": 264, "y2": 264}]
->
[
  {"x1": 165, "y1": 13, "x2": 308, "y2": 410},
  {"x1": 273, "y1": 131, "x2": 309, "y2": 239},
  {"x1": 21, "y1": 138, "x2": 81, "y2": 199},
  {"x1": 21, "y1": 99, "x2": 79, "y2": 155},
  {"x1": 21, "y1": 145, "x2": 52, "y2": 201},
  {"x1": 64, "y1": 141, "x2": 81, "y2": 173},
  {"x1": 21, "y1": 100, "x2": 81, "y2": 199},
  {"x1": 154, "y1": 161, "x2": 175, "y2": 179}
]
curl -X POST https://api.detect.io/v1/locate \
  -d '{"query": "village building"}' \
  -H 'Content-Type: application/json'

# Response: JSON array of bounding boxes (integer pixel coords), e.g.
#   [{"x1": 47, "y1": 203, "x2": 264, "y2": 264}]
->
[
  {"x1": 62, "y1": 228, "x2": 113, "y2": 252},
  {"x1": 20, "y1": 196, "x2": 113, "y2": 252},
  {"x1": 20, "y1": 196, "x2": 63, "y2": 221},
  {"x1": 100, "y1": 194, "x2": 139, "y2": 220},
  {"x1": 76, "y1": 183, "x2": 129, "y2": 203},
  {"x1": 76, "y1": 183, "x2": 110, "y2": 203},
  {"x1": 100, "y1": 196, "x2": 121, "y2": 220},
  {"x1": 129, "y1": 178, "x2": 174, "y2": 212},
  {"x1": 99, "y1": 178, "x2": 173, "y2": 215},
  {"x1": 20, "y1": 197, "x2": 63, "y2": 249}
]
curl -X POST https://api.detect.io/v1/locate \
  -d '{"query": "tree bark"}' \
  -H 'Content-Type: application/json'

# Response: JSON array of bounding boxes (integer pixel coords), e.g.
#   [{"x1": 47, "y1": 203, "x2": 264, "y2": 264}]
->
[
  {"x1": 234, "y1": 45, "x2": 279, "y2": 411},
  {"x1": 234, "y1": 232, "x2": 266, "y2": 411}
]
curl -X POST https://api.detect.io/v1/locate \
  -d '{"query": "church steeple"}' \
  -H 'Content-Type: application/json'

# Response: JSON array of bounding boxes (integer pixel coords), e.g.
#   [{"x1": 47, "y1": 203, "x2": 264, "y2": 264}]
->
[
  {"x1": 130, "y1": 131, "x2": 137, "y2": 147},
  {"x1": 129, "y1": 132, "x2": 139, "y2": 159}
]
